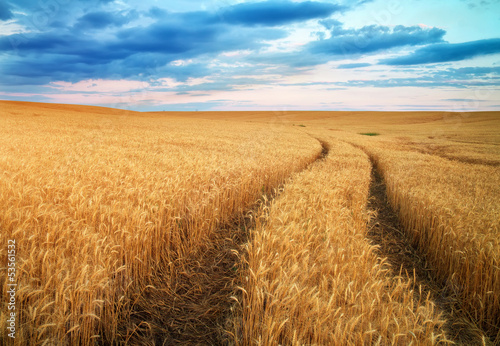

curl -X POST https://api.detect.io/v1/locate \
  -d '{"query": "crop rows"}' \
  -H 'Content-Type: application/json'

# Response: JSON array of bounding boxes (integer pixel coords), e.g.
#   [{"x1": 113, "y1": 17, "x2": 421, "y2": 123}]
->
[
  {"x1": 236, "y1": 137, "x2": 450, "y2": 344},
  {"x1": 0, "y1": 103, "x2": 321, "y2": 344},
  {"x1": 347, "y1": 135, "x2": 500, "y2": 343},
  {"x1": 1, "y1": 103, "x2": 498, "y2": 344}
]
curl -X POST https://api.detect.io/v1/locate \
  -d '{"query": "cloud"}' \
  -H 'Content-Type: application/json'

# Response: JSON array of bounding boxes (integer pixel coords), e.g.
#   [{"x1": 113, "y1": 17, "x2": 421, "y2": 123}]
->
[
  {"x1": 113, "y1": 22, "x2": 285, "y2": 56},
  {"x1": 461, "y1": 0, "x2": 500, "y2": 9},
  {"x1": 145, "y1": 101, "x2": 227, "y2": 111},
  {"x1": 219, "y1": 0, "x2": 342, "y2": 26},
  {"x1": 381, "y1": 38, "x2": 500, "y2": 65},
  {"x1": 74, "y1": 10, "x2": 138, "y2": 30},
  {"x1": 1, "y1": 0, "x2": 498, "y2": 112},
  {"x1": 437, "y1": 66, "x2": 500, "y2": 79},
  {"x1": 248, "y1": 24, "x2": 446, "y2": 69},
  {"x1": 147, "y1": 7, "x2": 168, "y2": 19},
  {"x1": 0, "y1": 1, "x2": 13, "y2": 21},
  {"x1": 2, "y1": 2, "x2": 433, "y2": 89},
  {"x1": 309, "y1": 24, "x2": 446, "y2": 57},
  {"x1": 337, "y1": 63, "x2": 371, "y2": 68},
  {"x1": 336, "y1": 66, "x2": 500, "y2": 88},
  {"x1": 49, "y1": 79, "x2": 148, "y2": 93},
  {"x1": 0, "y1": 50, "x2": 216, "y2": 86},
  {"x1": 0, "y1": 6, "x2": 287, "y2": 85},
  {"x1": 336, "y1": 78, "x2": 499, "y2": 88},
  {"x1": 247, "y1": 50, "x2": 327, "y2": 68},
  {"x1": 442, "y1": 98, "x2": 489, "y2": 102},
  {"x1": 6, "y1": 0, "x2": 119, "y2": 32},
  {"x1": 146, "y1": 1, "x2": 342, "y2": 27}
]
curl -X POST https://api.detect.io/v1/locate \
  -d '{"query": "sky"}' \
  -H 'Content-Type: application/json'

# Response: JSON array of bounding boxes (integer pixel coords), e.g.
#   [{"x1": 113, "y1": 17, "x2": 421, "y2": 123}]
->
[{"x1": 0, "y1": 0, "x2": 499, "y2": 111}]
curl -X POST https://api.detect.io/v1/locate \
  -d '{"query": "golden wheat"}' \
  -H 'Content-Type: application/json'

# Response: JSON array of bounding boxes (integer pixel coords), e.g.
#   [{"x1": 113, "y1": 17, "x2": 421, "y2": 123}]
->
[
  {"x1": 236, "y1": 137, "x2": 451, "y2": 345},
  {"x1": 0, "y1": 101, "x2": 321, "y2": 344},
  {"x1": 345, "y1": 133, "x2": 500, "y2": 342},
  {"x1": 1, "y1": 103, "x2": 498, "y2": 344}
]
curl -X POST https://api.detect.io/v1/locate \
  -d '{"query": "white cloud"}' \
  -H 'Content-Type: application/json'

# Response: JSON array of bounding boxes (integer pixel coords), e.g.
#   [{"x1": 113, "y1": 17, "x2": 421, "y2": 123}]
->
[
  {"x1": 170, "y1": 59, "x2": 193, "y2": 66},
  {"x1": 49, "y1": 79, "x2": 149, "y2": 93}
]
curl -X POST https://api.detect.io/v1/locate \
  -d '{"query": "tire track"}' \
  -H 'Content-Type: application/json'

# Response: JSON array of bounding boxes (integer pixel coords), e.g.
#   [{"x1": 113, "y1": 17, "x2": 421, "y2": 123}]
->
[
  {"x1": 393, "y1": 139, "x2": 500, "y2": 167},
  {"x1": 365, "y1": 157, "x2": 490, "y2": 345},
  {"x1": 122, "y1": 141, "x2": 329, "y2": 345},
  {"x1": 409, "y1": 146, "x2": 499, "y2": 167},
  {"x1": 222, "y1": 139, "x2": 330, "y2": 344}
]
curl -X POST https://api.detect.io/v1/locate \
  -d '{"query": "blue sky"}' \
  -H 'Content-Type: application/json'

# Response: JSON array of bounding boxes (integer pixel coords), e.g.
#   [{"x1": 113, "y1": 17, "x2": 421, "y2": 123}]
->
[{"x1": 0, "y1": 0, "x2": 499, "y2": 111}]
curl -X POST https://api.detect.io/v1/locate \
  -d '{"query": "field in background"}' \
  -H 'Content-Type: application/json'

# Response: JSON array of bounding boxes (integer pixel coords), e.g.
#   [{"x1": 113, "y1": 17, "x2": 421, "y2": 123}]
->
[{"x1": 1, "y1": 101, "x2": 499, "y2": 344}]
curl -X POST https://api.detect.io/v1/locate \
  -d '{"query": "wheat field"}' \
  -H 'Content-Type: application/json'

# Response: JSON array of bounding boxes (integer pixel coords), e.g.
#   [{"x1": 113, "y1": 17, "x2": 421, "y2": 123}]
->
[
  {"x1": 1, "y1": 101, "x2": 499, "y2": 345},
  {"x1": 236, "y1": 137, "x2": 450, "y2": 345},
  {"x1": 343, "y1": 135, "x2": 500, "y2": 343}
]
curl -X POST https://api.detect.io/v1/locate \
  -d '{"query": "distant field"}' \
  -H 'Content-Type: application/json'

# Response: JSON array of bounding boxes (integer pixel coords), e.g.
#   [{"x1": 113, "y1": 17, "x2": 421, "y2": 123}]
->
[{"x1": 1, "y1": 101, "x2": 499, "y2": 345}]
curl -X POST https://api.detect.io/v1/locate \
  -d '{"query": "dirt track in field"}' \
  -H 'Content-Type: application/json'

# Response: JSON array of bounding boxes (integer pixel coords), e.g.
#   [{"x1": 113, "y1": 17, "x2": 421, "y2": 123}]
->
[
  {"x1": 366, "y1": 160, "x2": 489, "y2": 345},
  {"x1": 122, "y1": 141, "x2": 330, "y2": 345}
]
